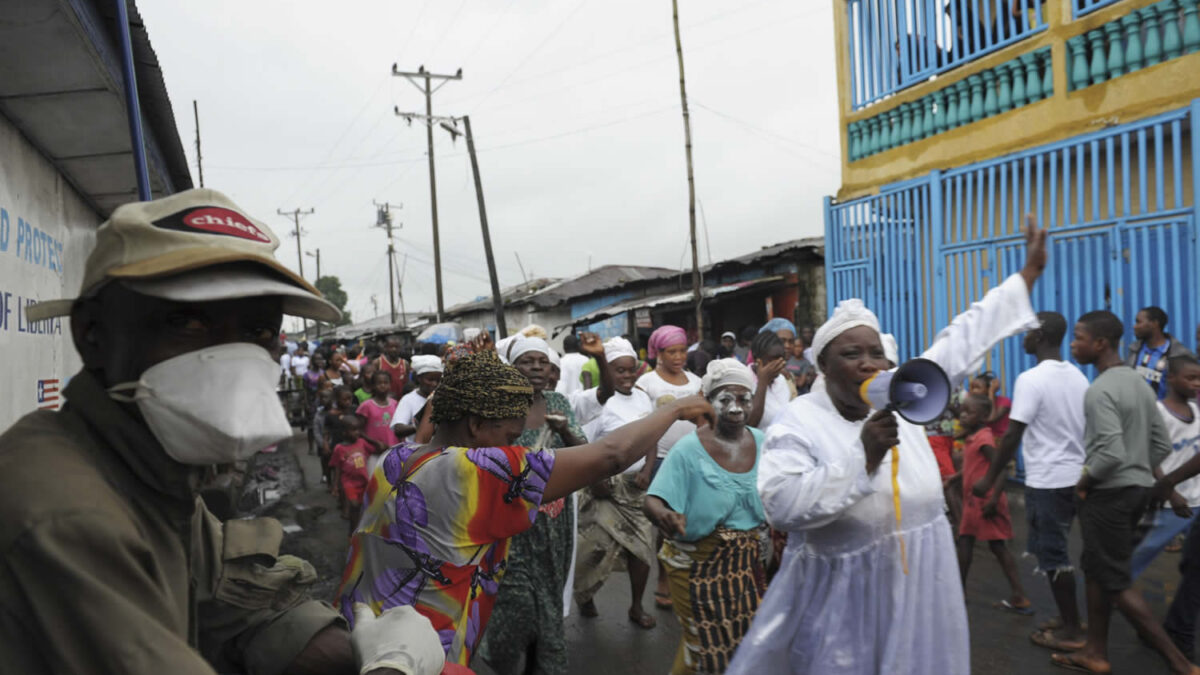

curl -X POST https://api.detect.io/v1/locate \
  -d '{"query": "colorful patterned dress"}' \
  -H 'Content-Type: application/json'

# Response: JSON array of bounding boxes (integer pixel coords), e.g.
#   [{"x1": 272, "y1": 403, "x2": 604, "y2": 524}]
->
[
  {"x1": 336, "y1": 441, "x2": 555, "y2": 666},
  {"x1": 478, "y1": 391, "x2": 583, "y2": 675}
]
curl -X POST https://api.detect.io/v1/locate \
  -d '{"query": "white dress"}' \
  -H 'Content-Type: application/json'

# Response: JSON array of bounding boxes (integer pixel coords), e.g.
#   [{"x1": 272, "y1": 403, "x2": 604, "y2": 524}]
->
[{"x1": 727, "y1": 273, "x2": 1037, "y2": 675}]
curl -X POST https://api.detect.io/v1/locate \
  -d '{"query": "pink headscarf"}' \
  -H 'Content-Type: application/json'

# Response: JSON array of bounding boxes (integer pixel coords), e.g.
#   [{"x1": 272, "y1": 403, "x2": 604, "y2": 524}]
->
[{"x1": 647, "y1": 325, "x2": 688, "y2": 359}]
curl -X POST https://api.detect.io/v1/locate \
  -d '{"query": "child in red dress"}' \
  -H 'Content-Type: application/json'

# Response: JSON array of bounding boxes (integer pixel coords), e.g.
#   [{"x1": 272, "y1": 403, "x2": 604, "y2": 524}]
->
[
  {"x1": 957, "y1": 394, "x2": 1031, "y2": 613},
  {"x1": 329, "y1": 414, "x2": 385, "y2": 534}
]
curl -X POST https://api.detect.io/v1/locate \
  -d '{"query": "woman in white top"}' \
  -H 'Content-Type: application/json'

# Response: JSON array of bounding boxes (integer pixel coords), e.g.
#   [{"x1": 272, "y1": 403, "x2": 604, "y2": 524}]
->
[
  {"x1": 746, "y1": 329, "x2": 791, "y2": 430},
  {"x1": 726, "y1": 223, "x2": 1047, "y2": 675},
  {"x1": 636, "y1": 325, "x2": 703, "y2": 609},
  {"x1": 574, "y1": 336, "x2": 662, "y2": 629}
]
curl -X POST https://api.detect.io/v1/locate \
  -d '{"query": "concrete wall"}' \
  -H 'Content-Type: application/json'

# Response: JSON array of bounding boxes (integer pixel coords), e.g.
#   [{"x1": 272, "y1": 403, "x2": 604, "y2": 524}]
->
[{"x1": 0, "y1": 114, "x2": 100, "y2": 430}]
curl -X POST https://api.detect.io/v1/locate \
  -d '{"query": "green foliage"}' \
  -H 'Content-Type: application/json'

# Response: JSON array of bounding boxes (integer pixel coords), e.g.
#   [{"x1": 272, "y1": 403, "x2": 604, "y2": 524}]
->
[{"x1": 315, "y1": 275, "x2": 352, "y2": 326}]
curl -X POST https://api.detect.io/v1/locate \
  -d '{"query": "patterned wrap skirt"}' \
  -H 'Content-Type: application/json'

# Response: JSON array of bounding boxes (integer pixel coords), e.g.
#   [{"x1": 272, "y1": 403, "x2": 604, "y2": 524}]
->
[{"x1": 659, "y1": 527, "x2": 768, "y2": 675}]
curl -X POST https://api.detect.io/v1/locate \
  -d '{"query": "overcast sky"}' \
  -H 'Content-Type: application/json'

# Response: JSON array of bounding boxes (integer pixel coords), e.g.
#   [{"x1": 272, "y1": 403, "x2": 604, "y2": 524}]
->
[{"x1": 139, "y1": 0, "x2": 842, "y2": 332}]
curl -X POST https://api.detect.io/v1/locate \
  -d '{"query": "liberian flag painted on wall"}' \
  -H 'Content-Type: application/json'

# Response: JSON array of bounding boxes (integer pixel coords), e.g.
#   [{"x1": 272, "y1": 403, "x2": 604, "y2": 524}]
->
[{"x1": 37, "y1": 378, "x2": 59, "y2": 410}]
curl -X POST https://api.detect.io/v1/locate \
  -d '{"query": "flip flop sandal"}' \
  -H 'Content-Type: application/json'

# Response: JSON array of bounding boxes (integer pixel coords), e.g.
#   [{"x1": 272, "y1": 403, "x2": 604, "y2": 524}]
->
[
  {"x1": 1030, "y1": 629, "x2": 1086, "y2": 652},
  {"x1": 1050, "y1": 652, "x2": 1112, "y2": 673},
  {"x1": 654, "y1": 591, "x2": 673, "y2": 609},
  {"x1": 995, "y1": 599, "x2": 1035, "y2": 615}
]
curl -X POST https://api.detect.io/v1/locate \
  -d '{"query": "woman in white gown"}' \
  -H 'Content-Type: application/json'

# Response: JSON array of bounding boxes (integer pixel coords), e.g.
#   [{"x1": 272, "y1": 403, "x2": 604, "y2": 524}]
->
[{"x1": 727, "y1": 223, "x2": 1047, "y2": 674}]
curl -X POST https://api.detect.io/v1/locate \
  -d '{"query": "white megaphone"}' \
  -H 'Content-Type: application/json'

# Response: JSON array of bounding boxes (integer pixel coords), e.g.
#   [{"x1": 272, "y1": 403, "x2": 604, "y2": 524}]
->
[
  {"x1": 859, "y1": 357, "x2": 951, "y2": 425},
  {"x1": 858, "y1": 357, "x2": 951, "y2": 577}
]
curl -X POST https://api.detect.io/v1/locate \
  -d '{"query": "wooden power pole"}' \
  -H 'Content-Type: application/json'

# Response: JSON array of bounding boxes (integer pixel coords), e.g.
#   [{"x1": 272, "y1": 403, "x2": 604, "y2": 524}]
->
[
  {"x1": 394, "y1": 110, "x2": 508, "y2": 339},
  {"x1": 460, "y1": 116, "x2": 507, "y2": 339},
  {"x1": 193, "y1": 100, "x2": 204, "y2": 188},
  {"x1": 392, "y1": 65, "x2": 462, "y2": 321},
  {"x1": 277, "y1": 207, "x2": 314, "y2": 336},
  {"x1": 672, "y1": 0, "x2": 703, "y2": 339}
]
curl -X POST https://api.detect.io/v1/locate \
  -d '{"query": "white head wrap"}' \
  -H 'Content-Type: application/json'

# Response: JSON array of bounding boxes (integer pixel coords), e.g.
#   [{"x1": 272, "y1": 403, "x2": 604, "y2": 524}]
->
[
  {"x1": 462, "y1": 327, "x2": 482, "y2": 342},
  {"x1": 881, "y1": 333, "x2": 899, "y2": 366},
  {"x1": 603, "y1": 337, "x2": 637, "y2": 363},
  {"x1": 507, "y1": 336, "x2": 553, "y2": 364},
  {"x1": 701, "y1": 358, "x2": 757, "y2": 396},
  {"x1": 810, "y1": 299, "x2": 881, "y2": 373},
  {"x1": 494, "y1": 336, "x2": 518, "y2": 364},
  {"x1": 548, "y1": 349, "x2": 561, "y2": 368},
  {"x1": 412, "y1": 354, "x2": 444, "y2": 375}
]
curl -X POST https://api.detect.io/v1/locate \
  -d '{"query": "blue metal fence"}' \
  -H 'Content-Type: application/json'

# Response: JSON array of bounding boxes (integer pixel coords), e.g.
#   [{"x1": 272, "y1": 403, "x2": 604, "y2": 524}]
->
[
  {"x1": 847, "y1": 0, "x2": 1047, "y2": 110},
  {"x1": 827, "y1": 101, "x2": 1199, "y2": 395}
]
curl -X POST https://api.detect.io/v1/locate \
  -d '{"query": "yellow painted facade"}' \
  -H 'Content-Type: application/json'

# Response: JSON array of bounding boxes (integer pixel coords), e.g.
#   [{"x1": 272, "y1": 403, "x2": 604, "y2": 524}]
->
[{"x1": 834, "y1": 0, "x2": 1200, "y2": 200}]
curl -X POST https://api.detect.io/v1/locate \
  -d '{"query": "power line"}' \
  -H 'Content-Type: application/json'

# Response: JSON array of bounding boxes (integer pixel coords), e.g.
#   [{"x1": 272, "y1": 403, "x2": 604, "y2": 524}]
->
[
  {"x1": 470, "y1": 0, "x2": 588, "y2": 111},
  {"x1": 276, "y1": 75, "x2": 391, "y2": 206},
  {"x1": 690, "y1": 100, "x2": 840, "y2": 162}
]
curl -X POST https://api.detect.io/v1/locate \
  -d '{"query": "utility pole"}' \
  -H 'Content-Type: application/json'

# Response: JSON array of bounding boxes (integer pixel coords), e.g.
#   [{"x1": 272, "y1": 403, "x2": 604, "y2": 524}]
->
[
  {"x1": 445, "y1": 116, "x2": 506, "y2": 338},
  {"x1": 193, "y1": 100, "x2": 204, "y2": 188},
  {"x1": 396, "y1": 109, "x2": 508, "y2": 339},
  {"x1": 278, "y1": 207, "x2": 314, "y2": 336},
  {"x1": 305, "y1": 249, "x2": 321, "y2": 338},
  {"x1": 392, "y1": 64, "x2": 462, "y2": 321},
  {"x1": 393, "y1": 251, "x2": 409, "y2": 327},
  {"x1": 672, "y1": 0, "x2": 704, "y2": 338},
  {"x1": 374, "y1": 201, "x2": 402, "y2": 325}
]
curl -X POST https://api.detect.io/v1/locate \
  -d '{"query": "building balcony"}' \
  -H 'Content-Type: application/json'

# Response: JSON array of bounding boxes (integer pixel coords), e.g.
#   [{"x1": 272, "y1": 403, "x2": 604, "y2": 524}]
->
[{"x1": 835, "y1": 0, "x2": 1200, "y2": 197}]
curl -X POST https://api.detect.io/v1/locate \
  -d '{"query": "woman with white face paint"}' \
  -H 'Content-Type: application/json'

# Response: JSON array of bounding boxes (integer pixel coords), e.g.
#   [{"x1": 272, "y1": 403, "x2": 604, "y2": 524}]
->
[{"x1": 644, "y1": 358, "x2": 767, "y2": 675}]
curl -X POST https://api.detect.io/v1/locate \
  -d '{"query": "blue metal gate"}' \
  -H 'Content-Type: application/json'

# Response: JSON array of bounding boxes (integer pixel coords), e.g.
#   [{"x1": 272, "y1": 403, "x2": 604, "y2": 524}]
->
[{"x1": 826, "y1": 101, "x2": 1200, "y2": 393}]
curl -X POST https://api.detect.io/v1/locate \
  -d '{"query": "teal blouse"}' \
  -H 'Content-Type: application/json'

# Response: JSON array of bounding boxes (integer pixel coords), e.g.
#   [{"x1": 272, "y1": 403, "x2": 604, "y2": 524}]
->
[{"x1": 647, "y1": 427, "x2": 766, "y2": 541}]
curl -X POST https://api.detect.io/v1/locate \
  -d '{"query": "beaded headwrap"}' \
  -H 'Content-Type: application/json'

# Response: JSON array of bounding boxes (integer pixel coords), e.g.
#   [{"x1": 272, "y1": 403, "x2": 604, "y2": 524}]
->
[{"x1": 431, "y1": 349, "x2": 533, "y2": 424}]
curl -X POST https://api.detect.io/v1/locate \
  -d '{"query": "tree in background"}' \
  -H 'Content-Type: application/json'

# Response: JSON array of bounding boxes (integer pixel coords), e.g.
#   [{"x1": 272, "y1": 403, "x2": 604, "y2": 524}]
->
[{"x1": 315, "y1": 275, "x2": 352, "y2": 326}]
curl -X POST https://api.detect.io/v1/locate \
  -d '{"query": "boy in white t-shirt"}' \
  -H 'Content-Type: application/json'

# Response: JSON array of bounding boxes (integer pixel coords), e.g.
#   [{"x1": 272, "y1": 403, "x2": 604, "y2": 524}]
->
[
  {"x1": 1132, "y1": 355, "x2": 1200, "y2": 578},
  {"x1": 390, "y1": 355, "x2": 443, "y2": 441},
  {"x1": 973, "y1": 312, "x2": 1089, "y2": 649}
]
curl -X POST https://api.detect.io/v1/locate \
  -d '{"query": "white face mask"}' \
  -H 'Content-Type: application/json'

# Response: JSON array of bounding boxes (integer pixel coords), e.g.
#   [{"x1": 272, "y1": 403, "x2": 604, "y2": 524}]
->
[{"x1": 108, "y1": 343, "x2": 294, "y2": 465}]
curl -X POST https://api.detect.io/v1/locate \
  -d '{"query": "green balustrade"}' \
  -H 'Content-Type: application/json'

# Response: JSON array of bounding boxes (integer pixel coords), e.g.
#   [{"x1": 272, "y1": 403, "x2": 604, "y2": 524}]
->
[
  {"x1": 1088, "y1": 29, "x2": 1109, "y2": 85},
  {"x1": 1041, "y1": 47, "x2": 1054, "y2": 95},
  {"x1": 1184, "y1": 0, "x2": 1200, "y2": 53},
  {"x1": 997, "y1": 66, "x2": 1013, "y2": 112},
  {"x1": 1162, "y1": 0, "x2": 1183, "y2": 59},
  {"x1": 846, "y1": 45, "x2": 1064, "y2": 162},
  {"x1": 982, "y1": 70, "x2": 998, "y2": 117},
  {"x1": 1105, "y1": 22, "x2": 1125, "y2": 76},
  {"x1": 1010, "y1": 61, "x2": 1027, "y2": 107},
  {"x1": 1068, "y1": 36, "x2": 1089, "y2": 90},
  {"x1": 945, "y1": 87, "x2": 960, "y2": 129},
  {"x1": 1065, "y1": 0, "x2": 1198, "y2": 92},
  {"x1": 933, "y1": 90, "x2": 948, "y2": 133},
  {"x1": 1123, "y1": 13, "x2": 1144, "y2": 71},
  {"x1": 956, "y1": 79, "x2": 971, "y2": 125},
  {"x1": 1143, "y1": 6, "x2": 1163, "y2": 65}
]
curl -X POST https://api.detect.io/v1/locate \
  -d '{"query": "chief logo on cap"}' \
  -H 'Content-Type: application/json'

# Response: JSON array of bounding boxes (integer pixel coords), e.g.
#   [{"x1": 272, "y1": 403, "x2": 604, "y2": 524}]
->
[
  {"x1": 155, "y1": 206, "x2": 272, "y2": 243},
  {"x1": 26, "y1": 188, "x2": 340, "y2": 323}
]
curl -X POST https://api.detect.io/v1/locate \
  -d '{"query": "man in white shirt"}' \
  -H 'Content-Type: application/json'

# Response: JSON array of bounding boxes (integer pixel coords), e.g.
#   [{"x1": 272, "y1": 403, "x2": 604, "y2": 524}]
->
[
  {"x1": 973, "y1": 311, "x2": 1089, "y2": 649},
  {"x1": 1132, "y1": 355, "x2": 1200, "y2": 579},
  {"x1": 290, "y1": 343, "x2": 311, "y2": 378},
  {"x1": 555, "y1": 334, "x2": 590, "y2": 397}
]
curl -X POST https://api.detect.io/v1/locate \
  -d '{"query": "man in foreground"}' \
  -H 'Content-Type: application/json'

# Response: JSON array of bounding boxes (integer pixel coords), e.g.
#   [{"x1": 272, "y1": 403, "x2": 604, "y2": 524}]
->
[{"x1": 0, "y1": 189, "x2": 441, "y2": 675}]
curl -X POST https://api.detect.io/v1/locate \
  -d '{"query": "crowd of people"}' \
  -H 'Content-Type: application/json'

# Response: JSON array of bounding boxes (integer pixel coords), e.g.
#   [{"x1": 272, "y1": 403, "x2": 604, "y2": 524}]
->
[{"x1": 4, "y1": 187, "x2": 1200, "y2": 675}]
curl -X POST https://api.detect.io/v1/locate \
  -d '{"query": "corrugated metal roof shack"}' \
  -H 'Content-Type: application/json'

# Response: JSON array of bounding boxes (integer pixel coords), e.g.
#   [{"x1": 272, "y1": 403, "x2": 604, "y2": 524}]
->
[
  {"x1": 563, "y1": 238, "x2": 826, "y2": 347},
  {"x1": 0, "y1": 0, "x2": 192, "y2": 430}
]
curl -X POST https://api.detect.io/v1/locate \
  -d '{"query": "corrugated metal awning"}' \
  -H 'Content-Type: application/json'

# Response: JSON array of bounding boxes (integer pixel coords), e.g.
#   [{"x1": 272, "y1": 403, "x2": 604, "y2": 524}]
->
[
  {"x1": 0, "y1": 0, "x2": 192, "y2": 216},
  {"x1": 561, "y1": 275, "x2": 786, "y2": 329}
]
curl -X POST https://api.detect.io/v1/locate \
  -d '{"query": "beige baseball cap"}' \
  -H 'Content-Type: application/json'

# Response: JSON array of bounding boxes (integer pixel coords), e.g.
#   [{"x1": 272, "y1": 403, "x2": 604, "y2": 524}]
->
[{"x1": 25, "y1": 188, "x2": 341, "y2": 323}]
